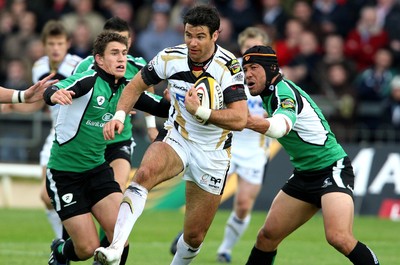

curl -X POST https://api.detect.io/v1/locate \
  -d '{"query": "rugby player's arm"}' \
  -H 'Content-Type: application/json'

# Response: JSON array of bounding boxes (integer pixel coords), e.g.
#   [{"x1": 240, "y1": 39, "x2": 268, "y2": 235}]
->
[
  {"x1": 208, "y1": 99, "x2": 248, "y2": 131},
  {"x1": 246, "y1": 113, "x2": 292, "y2": 138}
]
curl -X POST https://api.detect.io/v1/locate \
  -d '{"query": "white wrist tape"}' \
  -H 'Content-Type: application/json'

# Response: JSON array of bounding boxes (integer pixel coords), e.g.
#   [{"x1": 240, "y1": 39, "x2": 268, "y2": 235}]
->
[
  {"x1": 11, "y1": 90, "x2": 25, "y2": 103},
  {"x1": 195, "y1": 106, "x2": 212, "y2": 122},
  {"x1": 112, "y1": 110, "x2": 126, "y2": 123},
  {"x1": 19, "y1": 91, "x2": 25, "y2": 103},
  {"x1": 11, "y1": 90, "x2": 19, "y2": 103},
  {"x1": 145, "y1": 115, "x2": 156, "y2": 128},
  {"x1": 265, "y1": 114, "x2": 292, "y2": 138}
]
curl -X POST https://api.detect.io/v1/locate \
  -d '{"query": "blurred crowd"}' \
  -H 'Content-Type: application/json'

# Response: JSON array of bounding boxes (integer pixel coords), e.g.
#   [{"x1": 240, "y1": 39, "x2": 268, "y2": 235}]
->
[{"x1": 1, "y1": 0, "x2": 400, "y2": 153}]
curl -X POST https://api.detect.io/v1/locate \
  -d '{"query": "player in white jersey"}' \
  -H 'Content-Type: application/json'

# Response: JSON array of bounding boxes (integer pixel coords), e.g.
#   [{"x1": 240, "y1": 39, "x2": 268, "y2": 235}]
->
[
  {"x1": 216, "y1": 27, "x2": 272, "y2": 263},
  {"x1": 95, "y1": 5, "x2": 248, "y2": 265},
  {"x1": 2, "y1": 21, "x2": 82, "y2": 242}
]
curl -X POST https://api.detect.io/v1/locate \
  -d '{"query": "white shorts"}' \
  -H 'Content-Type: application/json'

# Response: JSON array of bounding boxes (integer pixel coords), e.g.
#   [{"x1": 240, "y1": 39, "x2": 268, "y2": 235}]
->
[
  {"x1": 228, "y1": 161, "x2": 266, "y2": 185},
  {"x1": 161, "y1": 125, "x2": 231, "y2": 195},
  {"x1": 40, "y1": 128, "x2": 55, "y2": 167}
]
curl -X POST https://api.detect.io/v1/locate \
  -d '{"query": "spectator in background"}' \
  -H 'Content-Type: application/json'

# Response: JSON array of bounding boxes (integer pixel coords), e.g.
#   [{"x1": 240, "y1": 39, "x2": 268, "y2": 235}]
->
[
  {"x1": 68, "y1": 19, "x2": 93, "y2": 58},
  {"x1": 216, "y1": 0, "x2": 260, "y2": 40},
  {"x1": 318, "y1": 34, "x2": 357, "y2": 84},
  {"x1": 323, "y1": 62, "x2": 358, "y2": 143},
  {"x1": 136, "y1": 5, "x2": 181, "y2": 62},
  {"x1": 290, "y1": 0, "x2": 321, "y2": 41},
  {"x1": 383, "y1": 75, "x2": 400, "y2": 141},
  {"x1": 354, "y1": 47, "x2": 396, "y2": 142},
  {"x1": 217, "y1": 16, "x2": 240, "y2": 57},
  {"x1": 312, "y1": 0, "x2": 353, "y2": 38},
  {"x1": 282, "y1": 30, "x2": 322, "y2": 95},
  {"x1": 378, "y1": 0, "x2": 400, "y2": 68},
  {"x1": 61, "y1": 0, "x2": 105, "y2": 43},
  {"x1": 260, "y1": 0, "x2": 288, "y2": 41},
  {"x1": 134, "y1": 0, "x2": 172, "y2": 33},
  {"x1": 170, "y1": 0, "x2": 196, "y2": 34},
  {"x1": 344, "y1": 5, "x2": 389, "y2": 72},
  {"x1": 2, "y1": 11, "x2": 39, "y2": 60},
  {"x1": 274, "y1": 18, "x2": 303, "y2": 67}
]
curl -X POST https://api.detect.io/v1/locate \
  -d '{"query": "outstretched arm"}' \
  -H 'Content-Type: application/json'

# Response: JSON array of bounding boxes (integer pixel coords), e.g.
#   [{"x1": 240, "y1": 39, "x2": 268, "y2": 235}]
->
[{"x1": 0, "y1": 73, "x2": 57, "y2": 104}]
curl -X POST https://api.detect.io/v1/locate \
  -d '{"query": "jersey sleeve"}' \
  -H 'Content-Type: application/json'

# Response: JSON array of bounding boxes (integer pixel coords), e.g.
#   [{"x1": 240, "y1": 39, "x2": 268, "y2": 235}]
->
[{"x1": 72, "y1": 56, "x2": 94, "y2": 74}]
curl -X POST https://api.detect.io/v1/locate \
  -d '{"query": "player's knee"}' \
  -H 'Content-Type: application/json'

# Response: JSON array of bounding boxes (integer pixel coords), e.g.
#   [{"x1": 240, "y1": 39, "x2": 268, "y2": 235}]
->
[
  {"x1": 325, "y1": 231, "x2": 353, "y2": 253},
  {"x1": 184, "y1": 231, "x2": 205, "y2": 249}
]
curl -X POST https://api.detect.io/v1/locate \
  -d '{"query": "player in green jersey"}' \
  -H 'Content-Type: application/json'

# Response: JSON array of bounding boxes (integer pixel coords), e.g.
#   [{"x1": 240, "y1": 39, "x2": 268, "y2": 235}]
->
[{"x1": 241, "y1": 45, "x2": 380, "y2": 265}]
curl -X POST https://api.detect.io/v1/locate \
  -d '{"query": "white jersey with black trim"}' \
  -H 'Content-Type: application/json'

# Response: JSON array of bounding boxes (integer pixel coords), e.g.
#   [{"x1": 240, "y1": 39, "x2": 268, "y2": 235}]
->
[
  {"x1": 231, "y1": 85, "x2": 270, "y2": 164},
  {"x1": 32, "y1": 53, "x2": 82, "y2": 125},
  {"x1": 148, "y1": 44, "x2": 245, "y2": 151}
]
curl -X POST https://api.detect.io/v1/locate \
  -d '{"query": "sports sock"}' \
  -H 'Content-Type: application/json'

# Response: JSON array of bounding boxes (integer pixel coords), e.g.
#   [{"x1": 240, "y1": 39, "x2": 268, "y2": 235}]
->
[
  {"x1": 245, "y1": 246, "x2": 276, "y2": 265},
  {"x1": 170, "y1": 234, "x2": 202, "y2": 265},
  {"x1": 63, "y1": 238, "x2": 80, "y2": 261},
  {"x1": 217, "y1": 211, "x2": 251, "y2": 255},
  {"x1": 46, "y1": 209, "x2": 63, "y2": 238},
  {"x1": 62, "y1": 226, "x2": 70, "y2": 241},
  {"x1": 347, "y1": 241, "x2": 379, "y2": 265},
  {"x1": 119, "y1": 244, "x2": 130, "y2": 265},
  {"x1": 99, "y1": 227, "x2": 108, "y2": 247},
  {"x1": 110, "y1": 182, "x2": 148, "y2": 251}
]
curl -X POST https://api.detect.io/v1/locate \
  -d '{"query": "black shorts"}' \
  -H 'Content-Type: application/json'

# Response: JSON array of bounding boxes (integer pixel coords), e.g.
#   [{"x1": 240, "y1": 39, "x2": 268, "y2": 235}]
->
[
  {"x1": 282, "y1": 156, "x2": 354, "y2": 208},
  {"x1": 46, "y1": 162, "x2": 121, "y2": 221},
  {"x1": 105, "y1": 139, "x2": 134, "y2": 164}
]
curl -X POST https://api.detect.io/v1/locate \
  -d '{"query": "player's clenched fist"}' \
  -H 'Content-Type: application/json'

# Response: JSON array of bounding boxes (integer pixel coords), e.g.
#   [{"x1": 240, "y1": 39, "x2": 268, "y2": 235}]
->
[{"x1": 103, "y1": 111, "x2": 125, "y2": 140}]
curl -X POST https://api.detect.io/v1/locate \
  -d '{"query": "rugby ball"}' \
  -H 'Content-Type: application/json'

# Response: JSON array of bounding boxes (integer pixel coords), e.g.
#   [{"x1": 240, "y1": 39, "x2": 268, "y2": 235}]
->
[{"x1": 194, "y1": 76, "x2": 224, "y2": 110}]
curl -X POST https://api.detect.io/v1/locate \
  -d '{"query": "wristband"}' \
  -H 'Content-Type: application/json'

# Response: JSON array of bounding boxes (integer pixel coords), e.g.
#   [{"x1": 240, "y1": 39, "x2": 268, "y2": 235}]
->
[
  {"x1": 112, "y1": 110, "x2": 126, "y2": 123},
  {"x1": 145, "y1": 115, "x2": 156, "y2": 128},
  {"x1": 19, "y1": 91, "x2": 25, "y2": 103},
  {"x1": 11, "y1": 90, "x2": 18, "y2": 103},
  {"x1": 194, "y1": 106, "x2": 212, "y2": 122}
]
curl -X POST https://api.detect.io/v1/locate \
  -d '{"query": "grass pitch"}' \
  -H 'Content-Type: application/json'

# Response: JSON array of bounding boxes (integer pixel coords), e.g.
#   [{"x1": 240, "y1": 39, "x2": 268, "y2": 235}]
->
[{"x1": 0, "y1": 208, "x2": 397, "y2": 264}]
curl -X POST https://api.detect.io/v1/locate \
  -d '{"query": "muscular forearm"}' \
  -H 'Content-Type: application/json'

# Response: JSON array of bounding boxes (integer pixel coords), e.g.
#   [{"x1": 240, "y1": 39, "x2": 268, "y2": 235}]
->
[
  {"x1": 208, "y1": 100, "x2": 247, "y2": 131},
  {"x1": 118, "y1": 74, "x2": 147, "y2": 114},
  {"x1": 0, "y1": 87, "x2": 13, "y2": 103}
]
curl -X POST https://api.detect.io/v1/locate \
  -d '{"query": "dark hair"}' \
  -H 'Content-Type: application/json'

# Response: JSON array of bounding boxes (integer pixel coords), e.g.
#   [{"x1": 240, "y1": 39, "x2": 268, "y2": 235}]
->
[
  {"x1": 103, "y1": 16, "x2": 130, "y2": 34},
  {"x1": 92, "y1": 31, "x2": 128, "y2": 57},
  {"x1": 183, "y1": 5, "x2": 220, "y2": 36},
  {"x1": 41, "y1": 20, "x2": 69, "y2": 43}
]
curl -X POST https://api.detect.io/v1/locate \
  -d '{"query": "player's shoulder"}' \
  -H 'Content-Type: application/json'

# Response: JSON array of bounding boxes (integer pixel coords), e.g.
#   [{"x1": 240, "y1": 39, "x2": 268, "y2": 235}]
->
[
  {"x1": 161, "y1": 44, "x2": 187, "y2": 56},
  {"x1": 33, "y1": 56, "x2": 49, "y2": 68},
  {"x1": 127, "y1": 55, "x2": 147, "y2": 67}
]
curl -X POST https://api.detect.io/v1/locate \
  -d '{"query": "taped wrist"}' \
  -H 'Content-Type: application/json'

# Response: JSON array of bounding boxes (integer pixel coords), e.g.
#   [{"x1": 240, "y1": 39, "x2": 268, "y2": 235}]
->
[
  {"x1": 113, "y1": 110, "x2": 126, "y2": 123},
  {"x1": 265, "y1": 114, "x2": 291, "y2": 138}
]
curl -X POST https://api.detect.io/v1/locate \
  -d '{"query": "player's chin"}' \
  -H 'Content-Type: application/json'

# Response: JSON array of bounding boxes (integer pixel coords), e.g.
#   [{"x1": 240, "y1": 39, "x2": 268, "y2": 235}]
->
[{"x1": 114, "y1": 71, "x2": 126, "y2": 80}]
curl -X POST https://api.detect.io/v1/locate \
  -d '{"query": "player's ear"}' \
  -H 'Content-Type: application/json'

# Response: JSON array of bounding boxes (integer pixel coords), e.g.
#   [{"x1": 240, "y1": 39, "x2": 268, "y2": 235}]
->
[{"x1": 95, "y1": 54, "x2": 104, "y2": 66}]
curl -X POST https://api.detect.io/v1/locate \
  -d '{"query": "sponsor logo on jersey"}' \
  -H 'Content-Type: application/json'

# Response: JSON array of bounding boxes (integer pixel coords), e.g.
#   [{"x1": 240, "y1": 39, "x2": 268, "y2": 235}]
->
[
  {"x1": 281, "y1": 98, "x2": 295, "y2": 109},
  {"x1": 102, "y1": 113, "x2": 113, "y2": 121},
  {"x1": 97, "y1": 96, "x2": 105, "y2": 106},
  {"x1": 227, "y1": 59, "x2": 241, "y2": 75}
]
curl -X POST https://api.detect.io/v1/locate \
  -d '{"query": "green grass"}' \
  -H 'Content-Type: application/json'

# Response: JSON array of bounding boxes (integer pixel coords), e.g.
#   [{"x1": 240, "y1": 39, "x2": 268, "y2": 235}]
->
[{"x1": 0, "y1": 208, "x2": 398, "y2": 264}]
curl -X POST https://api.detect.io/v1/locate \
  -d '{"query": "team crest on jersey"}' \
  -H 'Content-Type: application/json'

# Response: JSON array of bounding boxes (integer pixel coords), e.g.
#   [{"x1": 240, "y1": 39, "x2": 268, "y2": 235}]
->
[
  {"x1": 227, "y1": 59, "x2": 241, "y2": 75},
  {"x1": 97, "y1": 96, "x2": 105, "y2": 106},
  {"x1": 281, "y1": 98, "x2": 295, "y2": 110}
]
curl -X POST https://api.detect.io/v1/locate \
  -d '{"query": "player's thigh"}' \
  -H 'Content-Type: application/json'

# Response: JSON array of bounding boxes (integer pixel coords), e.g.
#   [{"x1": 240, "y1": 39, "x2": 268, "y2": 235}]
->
[
  {"x1": 134, "y1": 141, "x2": 184, "y2": 187},
  {"x1": 321, "y1": 192, "x2": 355, "y2": 237},
  {"x1": 63, "y1": 213, "x2": 99, "y2": 252},
  {"x1": 184, "y1": 181, "x2": 222, "y2": 238},
  {"x1": 92, "y1": 192, "x2": 123, "y2": 240},
  {"x1": 109, "y1": 158, "x2": 131, "y2": 191},
  {"x1": 264, "y1": 190, "x2": 319, "y2": 240}
]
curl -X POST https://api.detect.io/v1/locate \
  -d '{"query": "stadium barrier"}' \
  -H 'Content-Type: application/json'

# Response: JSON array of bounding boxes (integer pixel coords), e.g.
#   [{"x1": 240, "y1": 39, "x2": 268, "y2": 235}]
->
[{"x1": 0, "y1": 163, "x2": 41, "y2": 207}]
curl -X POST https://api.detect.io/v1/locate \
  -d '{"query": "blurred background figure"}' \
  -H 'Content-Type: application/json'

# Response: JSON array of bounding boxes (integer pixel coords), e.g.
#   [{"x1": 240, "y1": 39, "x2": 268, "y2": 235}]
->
[
  {"x1": 344, "y1": 5, "x2": 389, "y2": 72},
  {"x1": 383, "y1": 75, "x2": 400, "y2": 141},
  {"x1": 354, "y1": 47, "x2": 396, "y2": 142},
  {"x1": 136, "y1": 4, "x2": 181, "y2": 62},
  {"x1": 274, "y1": 18, "x2": 303, "y2": 67}
]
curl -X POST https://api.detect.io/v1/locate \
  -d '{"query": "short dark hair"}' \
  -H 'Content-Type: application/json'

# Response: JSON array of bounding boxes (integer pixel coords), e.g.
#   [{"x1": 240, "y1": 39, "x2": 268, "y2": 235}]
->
[
  {"x1": 183, "y1": 5, "x2": 220, "y2": 36},
  {"x1": 103, "y1": 16, "x2": 130, "y2": 33},
  {"x1": 41, "y1": 20, "x2": 69, "y2": 43},
  {"x1": 92, "y1": 31, "x2": 128, "y2": 57}
]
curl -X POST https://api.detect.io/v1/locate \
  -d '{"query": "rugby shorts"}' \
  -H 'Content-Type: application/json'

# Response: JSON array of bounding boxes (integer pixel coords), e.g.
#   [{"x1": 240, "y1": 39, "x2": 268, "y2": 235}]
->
[
  {"x1": 105, "y1": 139, "x2": 135, "y2": 164},
  {"x1": 282, "y1": 156, "x2": 354, "y2": 208},
  {"x1": 46, "y1": 162, "x2": 121, "y2": 221}
]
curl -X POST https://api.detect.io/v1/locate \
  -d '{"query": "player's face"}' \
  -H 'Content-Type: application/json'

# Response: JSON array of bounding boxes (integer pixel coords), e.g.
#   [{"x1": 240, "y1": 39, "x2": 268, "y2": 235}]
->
[
  {"x1": 184, "y1": 23, "x2": 218, "y2": 62},
  {"x1": 96, "y1": 41, "x2": 127, "y2": 80},
  {"x1": 44, "y1": 35, "x2": 70, "y2": 64},
  {"x1": 243, "y1": 63, "x2": 266, "y2": 96}
]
